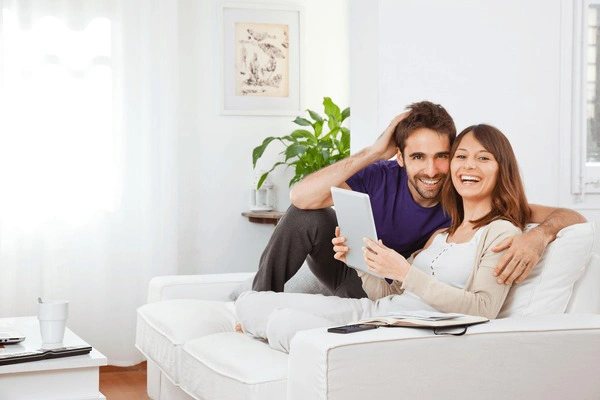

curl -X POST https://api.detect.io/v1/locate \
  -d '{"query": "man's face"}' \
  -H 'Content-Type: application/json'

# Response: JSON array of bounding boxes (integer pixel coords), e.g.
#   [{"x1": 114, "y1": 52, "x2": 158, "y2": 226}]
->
[{"x1": 397, "y1": 128, "x2": 451, "y2": 207}]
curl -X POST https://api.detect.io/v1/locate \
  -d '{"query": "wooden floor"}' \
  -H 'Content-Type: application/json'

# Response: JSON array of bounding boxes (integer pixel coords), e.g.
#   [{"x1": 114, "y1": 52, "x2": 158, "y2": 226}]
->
[{"x1": 99, "y1": 362, "x2": 150, "y2": 400}]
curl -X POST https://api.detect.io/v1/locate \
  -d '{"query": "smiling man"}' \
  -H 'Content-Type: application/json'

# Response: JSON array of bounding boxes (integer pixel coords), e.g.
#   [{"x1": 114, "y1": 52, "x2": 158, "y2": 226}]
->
[{"x1": 252, "y1": 101, "x2": 586, "y2": 299}]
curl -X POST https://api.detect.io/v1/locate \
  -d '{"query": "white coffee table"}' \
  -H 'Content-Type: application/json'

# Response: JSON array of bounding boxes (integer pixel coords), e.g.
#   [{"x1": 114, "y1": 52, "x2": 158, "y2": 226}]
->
[{"x1": 0, "y1": 316, "x2": 107, "y2": 400}]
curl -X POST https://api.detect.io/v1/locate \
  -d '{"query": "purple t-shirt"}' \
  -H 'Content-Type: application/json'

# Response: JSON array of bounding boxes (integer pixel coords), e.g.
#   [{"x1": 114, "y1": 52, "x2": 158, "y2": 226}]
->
[{"x1": 346, "y1": 160, "x2": 451, "y2": 258}]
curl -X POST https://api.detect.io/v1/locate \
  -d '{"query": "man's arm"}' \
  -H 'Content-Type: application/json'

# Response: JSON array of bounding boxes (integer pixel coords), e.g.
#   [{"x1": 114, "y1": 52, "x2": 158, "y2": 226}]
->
[
  {"x1": 492, "y1": 205, "x2": 587, "y2": 284},
  {"x1": 290, "y1": 113, "x2": 407, "y2": 209}
]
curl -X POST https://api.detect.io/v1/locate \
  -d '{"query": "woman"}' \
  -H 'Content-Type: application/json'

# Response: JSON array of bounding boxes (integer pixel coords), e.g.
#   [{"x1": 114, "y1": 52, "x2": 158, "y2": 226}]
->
[{"x1": 236, "y1": 124, "x2": 530, "y2": 352}]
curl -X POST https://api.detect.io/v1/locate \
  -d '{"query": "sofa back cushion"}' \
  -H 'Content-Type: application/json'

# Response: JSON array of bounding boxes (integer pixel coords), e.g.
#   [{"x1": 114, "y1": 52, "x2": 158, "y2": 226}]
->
[
  {"x1": 230, "y1": 263, "x2": 330, "y2": 301},
  {"x1": 566, "y1": 248, "x2": 600, "y2": 314},
  {"x1": 498, "y1": 222, "x2": 596, "y2": 319}
]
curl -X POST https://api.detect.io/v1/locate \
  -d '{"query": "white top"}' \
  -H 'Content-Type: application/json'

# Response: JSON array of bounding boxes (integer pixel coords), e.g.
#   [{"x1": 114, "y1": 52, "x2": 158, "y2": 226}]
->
[
  {"x1": 411, "y1": 228, "x2": 485, "y2": 288},
  {"x1": 376, "y1": 228, "x2": 485, "y2": 312}
]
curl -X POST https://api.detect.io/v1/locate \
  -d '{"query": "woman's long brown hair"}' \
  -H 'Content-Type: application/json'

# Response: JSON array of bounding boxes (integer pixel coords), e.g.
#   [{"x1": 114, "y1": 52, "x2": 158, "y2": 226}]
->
[{"x1": 441, "y1": 124, "x2": 531, "y2": 235}]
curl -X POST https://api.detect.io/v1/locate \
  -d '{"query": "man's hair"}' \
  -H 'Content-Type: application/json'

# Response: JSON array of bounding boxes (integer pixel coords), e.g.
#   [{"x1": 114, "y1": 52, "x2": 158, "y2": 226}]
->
[
  {"x1": 441, "y1": 124, "x2": 531, "y2": 235},
  {"x1": 394, "y1": 101, "x2": 456, "y2": 154}
]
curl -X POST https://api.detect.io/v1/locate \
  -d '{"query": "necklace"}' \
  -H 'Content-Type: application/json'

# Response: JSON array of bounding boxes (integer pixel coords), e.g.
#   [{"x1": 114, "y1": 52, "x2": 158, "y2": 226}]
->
[{"x1": 429, "y1": 243, "x2": 453, "y2": 276}]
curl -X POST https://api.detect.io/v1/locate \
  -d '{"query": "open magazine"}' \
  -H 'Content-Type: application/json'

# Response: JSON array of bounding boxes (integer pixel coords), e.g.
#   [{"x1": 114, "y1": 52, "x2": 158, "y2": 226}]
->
[{"x1": 357, "y1": 310, "x2": 489, "y2": 329}]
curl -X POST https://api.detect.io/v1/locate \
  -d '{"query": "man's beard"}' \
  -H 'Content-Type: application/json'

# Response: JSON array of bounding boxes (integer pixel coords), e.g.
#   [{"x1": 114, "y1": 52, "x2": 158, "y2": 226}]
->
[{"x1": 410, "y1": 173, "x2": 446, "y2": 200}]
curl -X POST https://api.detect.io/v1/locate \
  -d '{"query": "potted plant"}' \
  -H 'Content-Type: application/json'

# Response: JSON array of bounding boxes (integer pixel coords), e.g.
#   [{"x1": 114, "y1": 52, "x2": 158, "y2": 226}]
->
[{"x1": 252, "y1": 97, "x2": 350, "y2": 189}]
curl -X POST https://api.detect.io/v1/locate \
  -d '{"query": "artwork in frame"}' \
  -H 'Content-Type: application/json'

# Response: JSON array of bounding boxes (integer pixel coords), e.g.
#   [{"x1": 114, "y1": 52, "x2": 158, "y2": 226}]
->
[{"x1": 221, "y1": 3, "x2": 303, "y2": 115}]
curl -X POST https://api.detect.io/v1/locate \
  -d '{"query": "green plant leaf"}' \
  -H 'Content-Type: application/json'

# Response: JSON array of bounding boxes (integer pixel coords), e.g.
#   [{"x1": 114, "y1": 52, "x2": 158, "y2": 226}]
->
[
  {"x1": 252, "y1": 98, "x2": 351, "y2": 188},
  {"x1": 256, "y1": 172, "x2": 269, "y2": 190},
  {"x1": 313, "y1": 120, "x2": 324, "y2": 138},
  {"x1": 341, "y1": 107, "x2": 350, "y2": 122},
  {"x1": 328, "y1": 117, "x2": 340, "y2": 131},
  {"x1": 324, "y1": 127, "x2": 340, "y2": 139},
  {"x1": 323, "y1": 97, "x2": 342, "y2": 122},
  {"x1": 252, "y1": 136, "x2": 278, "y2": 168},
  {"x1": 318, "y1": 141, "x2": 334, "y2": 149},
  {"x1": 293, "y1": 117, "x2": 312, "y2": 126},
  {"x1": 307, "y1": 109, "x2": 323, "y2": 122},
  {"x1": 285, "y1": 143, "x2": 307, "y2": 160},
  {"x1": 279, "y1": 135, "x2": 296, "y2": 143},
  {"x1": 290, "y1": 162, "x2": 309, "y2": 187},
  {"x1": 341, "y1": 127, "x2": 351, "y2": 152},
  {"x1": 330, "y1": 153, "x2": 345, "y2": 163},
  {"x1": 256, "y1": 161, "x2": 286, "y2": 189},
  {"x1": 289, "y1": 174, "x2": 302, "y2": 187},
  {"x1": 291, "y1": 129, "x2": 316, "y2": 143}
]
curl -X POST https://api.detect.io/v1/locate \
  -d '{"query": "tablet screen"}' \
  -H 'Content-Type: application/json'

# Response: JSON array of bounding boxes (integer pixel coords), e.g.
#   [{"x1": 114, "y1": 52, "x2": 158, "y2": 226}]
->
[{"x1": 331, "y1": 187, "x2": 383, "y2": 278}]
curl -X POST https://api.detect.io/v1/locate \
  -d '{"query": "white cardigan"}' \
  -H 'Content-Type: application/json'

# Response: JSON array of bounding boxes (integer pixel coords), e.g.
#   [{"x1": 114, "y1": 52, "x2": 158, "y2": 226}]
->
[{"x1": 359, "y1": 219, "x2": 522, "y2": 319}]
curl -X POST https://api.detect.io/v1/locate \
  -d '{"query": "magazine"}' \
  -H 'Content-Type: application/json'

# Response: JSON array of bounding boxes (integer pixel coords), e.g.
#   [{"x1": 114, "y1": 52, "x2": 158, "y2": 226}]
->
[
  {"x1": 357, "y1": 310, "x2": 489, "y2": 329},
  {"x1": 0, "y1": 345, "x2": 92, "y2": 366}
]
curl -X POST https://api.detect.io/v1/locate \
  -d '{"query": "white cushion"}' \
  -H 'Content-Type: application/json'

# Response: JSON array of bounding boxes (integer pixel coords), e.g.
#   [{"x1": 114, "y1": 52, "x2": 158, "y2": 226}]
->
[
  {"x1": 135, "y1": 299, "x2": 236, "y2": 384},
  {"x1": 179, "y1": 332, "x2": 288, "y2": 400},
  {"x1": 498, "y1": 222, "x2": 595, "y2": 318},
  {"x1": 230, "y1": 262, "x2": 331, "y2": 300},
  {"x1": 567, "y1": 253, "x2": 600, "y2": 314}
]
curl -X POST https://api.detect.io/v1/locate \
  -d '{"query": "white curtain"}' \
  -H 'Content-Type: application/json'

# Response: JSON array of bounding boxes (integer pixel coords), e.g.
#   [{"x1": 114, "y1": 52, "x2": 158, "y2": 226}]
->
[{"x1": 0, "y1": 0, "x2": 178, "y2": 365}]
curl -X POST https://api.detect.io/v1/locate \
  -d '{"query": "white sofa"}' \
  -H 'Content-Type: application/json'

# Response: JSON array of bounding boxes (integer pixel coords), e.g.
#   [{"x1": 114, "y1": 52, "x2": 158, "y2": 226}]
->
[{"x1": 136, "y1": 223, "x2": 600, "y2": 400}]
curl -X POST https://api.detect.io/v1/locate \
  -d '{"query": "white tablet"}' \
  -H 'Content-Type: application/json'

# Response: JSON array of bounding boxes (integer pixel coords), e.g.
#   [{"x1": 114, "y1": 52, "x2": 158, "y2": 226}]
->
[{"x1": 331, "y1": 187, "x2": 383, "y2": 278}]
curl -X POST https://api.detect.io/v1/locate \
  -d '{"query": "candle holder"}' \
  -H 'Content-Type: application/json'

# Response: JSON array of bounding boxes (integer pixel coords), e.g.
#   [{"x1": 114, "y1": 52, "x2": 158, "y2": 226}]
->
[{"x1": 250, "y1": 175, "x2": 275, "y2": 212}]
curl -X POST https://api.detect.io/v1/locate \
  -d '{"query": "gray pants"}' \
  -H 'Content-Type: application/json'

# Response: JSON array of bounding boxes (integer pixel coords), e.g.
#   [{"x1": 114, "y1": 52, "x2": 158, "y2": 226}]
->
[{"x1": 252, "y1": 205, "x2": 368, "y2": 298}]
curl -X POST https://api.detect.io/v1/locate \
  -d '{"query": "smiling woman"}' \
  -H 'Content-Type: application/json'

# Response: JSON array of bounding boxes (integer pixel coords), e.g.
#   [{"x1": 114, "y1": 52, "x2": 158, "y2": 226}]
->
[
  {"x1": 442, "y1": 124, "x2": 532, "y2": 236},
  {"x1": 451, "y1": 132, "x2": 499, "y2": 204}
]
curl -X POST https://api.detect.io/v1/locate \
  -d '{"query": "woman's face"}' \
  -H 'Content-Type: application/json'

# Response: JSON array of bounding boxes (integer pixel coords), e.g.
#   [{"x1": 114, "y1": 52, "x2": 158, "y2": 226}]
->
[{"x1": 450, "y1": 132, "x2": 499, "y2": 202}]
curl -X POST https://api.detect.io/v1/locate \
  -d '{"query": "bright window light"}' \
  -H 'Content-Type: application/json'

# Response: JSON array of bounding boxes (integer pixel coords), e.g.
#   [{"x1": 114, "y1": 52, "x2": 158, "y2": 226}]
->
[{"x1": 0, "y1": 10, "x2": 117, "y2": 229}]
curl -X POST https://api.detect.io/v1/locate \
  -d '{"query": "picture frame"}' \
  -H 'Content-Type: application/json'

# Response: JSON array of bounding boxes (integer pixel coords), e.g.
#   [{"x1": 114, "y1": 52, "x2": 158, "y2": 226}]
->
[{"x1": 220, "y1": 3, "x2": 304, "y2": 116}]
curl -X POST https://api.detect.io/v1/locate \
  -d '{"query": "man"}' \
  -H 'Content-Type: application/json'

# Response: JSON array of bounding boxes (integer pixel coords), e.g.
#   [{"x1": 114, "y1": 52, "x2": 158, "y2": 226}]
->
[{"x1": 252, "y1": 101, "x2": 586, "y2": 298}]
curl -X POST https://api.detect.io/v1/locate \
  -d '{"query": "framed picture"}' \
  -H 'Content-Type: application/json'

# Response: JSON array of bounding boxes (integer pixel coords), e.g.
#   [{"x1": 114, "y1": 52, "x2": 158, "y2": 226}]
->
[{"x1": 220, "y1": 3, "x2": 304, "y2": 115}]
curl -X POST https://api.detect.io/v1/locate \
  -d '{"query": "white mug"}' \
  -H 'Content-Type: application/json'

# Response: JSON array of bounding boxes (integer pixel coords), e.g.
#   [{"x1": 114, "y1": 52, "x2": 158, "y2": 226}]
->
[{"x1": 37, "y1": 300, "x2": 69, "y2": 345}]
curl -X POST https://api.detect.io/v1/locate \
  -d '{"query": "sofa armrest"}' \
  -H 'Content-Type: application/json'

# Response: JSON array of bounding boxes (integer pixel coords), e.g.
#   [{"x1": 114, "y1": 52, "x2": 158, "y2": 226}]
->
[
  {"x1": 147, "y1": 273, "x2": 255, "y2": 303},
  {"x1": 288, "y1": 314, "x2": 600, "y2": 400}
]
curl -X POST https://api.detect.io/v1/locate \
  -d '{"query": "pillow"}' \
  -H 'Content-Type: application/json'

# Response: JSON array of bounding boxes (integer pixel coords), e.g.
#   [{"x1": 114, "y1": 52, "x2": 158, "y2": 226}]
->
[
  {"x1": 284, "y1": 263, "x2": 331, "y2": 295},
  {"x1": 229, "y1": 262, "x2": 331, "y2": 301},
  {"x1": 229, "y1": 275, "x2": 254, "y2": 301},
  {"x1": 497, "y1": 222, "x2": 595, "y2": 318}
]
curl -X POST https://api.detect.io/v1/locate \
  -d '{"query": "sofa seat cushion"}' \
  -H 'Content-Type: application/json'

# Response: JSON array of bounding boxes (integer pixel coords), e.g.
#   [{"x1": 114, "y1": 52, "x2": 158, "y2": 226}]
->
[
  {"x1": 179, "y1": 332, "x2": 288, "y2": 400},
  {"x1": 136, "y1": 299, "x2": 236, "y2": 384},
  {"x1": 288, "y1": 314, "x2": 600, "y2": 400}
]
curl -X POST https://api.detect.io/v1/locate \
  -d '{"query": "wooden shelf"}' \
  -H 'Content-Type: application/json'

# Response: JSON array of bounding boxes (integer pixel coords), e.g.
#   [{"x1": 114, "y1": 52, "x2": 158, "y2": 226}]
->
[{"x1": 242, "y1": 211, "x2": 284, "y2": 225}]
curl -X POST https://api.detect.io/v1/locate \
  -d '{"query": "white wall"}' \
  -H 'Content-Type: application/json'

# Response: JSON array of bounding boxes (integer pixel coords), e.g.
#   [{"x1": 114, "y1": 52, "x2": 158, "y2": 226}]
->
[
  {"x1": 175, "y1": 0, "x2": 597, "y2": 276},
  {"x1": 177, "y1": 0, "x2": 350, "y2": 274},
  {"x1": 350, "y1": 0, "x2": 600, "y2": 222}
]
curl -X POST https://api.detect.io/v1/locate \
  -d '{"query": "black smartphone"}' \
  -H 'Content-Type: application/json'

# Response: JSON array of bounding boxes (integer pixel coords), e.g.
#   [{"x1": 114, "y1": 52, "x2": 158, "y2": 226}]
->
[{"x1": 327, "y1": 324, "x2": 378, "y2": 334}]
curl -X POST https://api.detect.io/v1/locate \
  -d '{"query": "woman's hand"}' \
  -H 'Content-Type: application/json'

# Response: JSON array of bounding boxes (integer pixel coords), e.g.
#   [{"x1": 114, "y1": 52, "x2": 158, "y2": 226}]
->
[
  {"x1": 363, "y1": 238, "x2": 411, "y2": 281},
  {"x1": 332, "y1": 226, "x2": 349, "y2": 262}
]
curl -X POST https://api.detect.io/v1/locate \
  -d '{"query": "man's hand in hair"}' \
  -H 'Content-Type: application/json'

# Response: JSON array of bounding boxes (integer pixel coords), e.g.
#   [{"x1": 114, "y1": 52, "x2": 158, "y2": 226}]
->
[{"x1": 372, "y1": 112, "x2": 409, "y2": 160}]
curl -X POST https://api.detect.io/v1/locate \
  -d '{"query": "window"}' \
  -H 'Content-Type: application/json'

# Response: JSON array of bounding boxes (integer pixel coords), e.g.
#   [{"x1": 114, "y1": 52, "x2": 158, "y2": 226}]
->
[
  {"x1": 587, "y1": 4, "x2": 600, "y2": 164},
  {"x1": 562, "y1": 0, "x2": 600, "y2": 205},
  {"x1": 0, "y1": 10, "x2": 116, "y2": 228}
]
